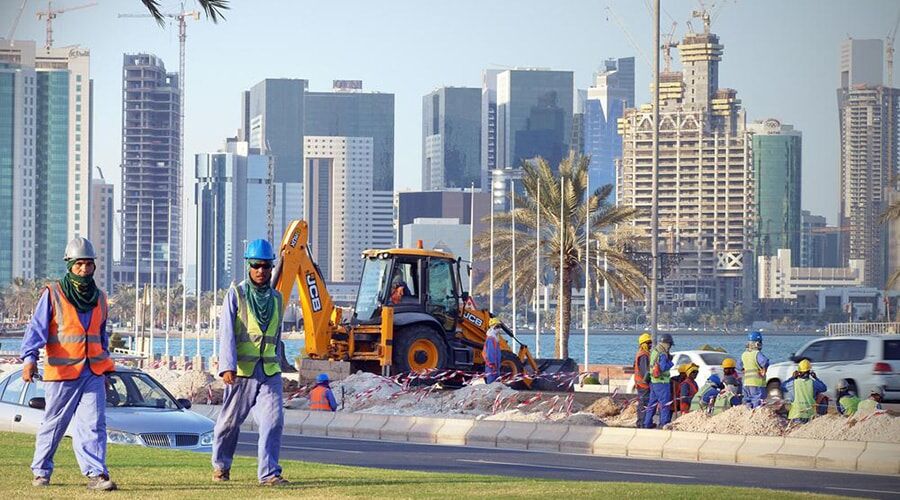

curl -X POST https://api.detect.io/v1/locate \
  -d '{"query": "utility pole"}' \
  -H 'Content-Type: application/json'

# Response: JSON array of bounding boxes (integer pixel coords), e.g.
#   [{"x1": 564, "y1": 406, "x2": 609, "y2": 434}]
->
[{"x1": 650, "y1": 0, "x2": 661, "y2": 339}]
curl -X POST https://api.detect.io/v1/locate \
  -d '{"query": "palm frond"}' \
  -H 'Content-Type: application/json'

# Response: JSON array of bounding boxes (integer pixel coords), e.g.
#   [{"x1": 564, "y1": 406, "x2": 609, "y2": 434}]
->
[
  {"x1": 879, "y1": 200, "x2": 900, "y2": 224},
  {"x1": 197, "y1": 0, "x2": 229, "y2": 23},
  {"x1": 140, "y1": 0, "x2": 165, "y2": 25}
]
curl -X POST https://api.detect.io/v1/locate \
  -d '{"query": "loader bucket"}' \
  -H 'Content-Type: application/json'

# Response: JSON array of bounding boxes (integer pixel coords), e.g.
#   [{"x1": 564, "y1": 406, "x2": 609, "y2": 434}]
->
[{"x1": 530, "y1": 357, "x2": 579, "y2": 392}]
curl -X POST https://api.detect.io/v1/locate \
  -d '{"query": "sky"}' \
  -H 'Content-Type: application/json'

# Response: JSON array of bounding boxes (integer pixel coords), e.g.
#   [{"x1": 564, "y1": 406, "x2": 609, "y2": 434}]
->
[{"x1": 2, "y1": 0, "x2": 897, "y2": 262}]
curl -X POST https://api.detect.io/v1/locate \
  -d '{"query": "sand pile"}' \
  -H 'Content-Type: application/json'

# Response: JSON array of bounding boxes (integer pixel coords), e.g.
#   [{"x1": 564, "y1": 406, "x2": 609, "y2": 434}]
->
[
  {"x1": 603, "y1": 400, "x2": 639, "y2": 427},
  {"x1": 671, "y1": 405, "x2": 787, "y2": 436},
  {"x1": 585, "y1": 397, "x2": 622, "y2": 418},
  {"x1": 485, "y1": 409, "x2": 604, "y2": 426},
  {"x1": 788, "y1": 410, "x2": 900, "y2": 443},
  {"x1": 145, "y1": 368, "x2": 222, "y2": 404}
]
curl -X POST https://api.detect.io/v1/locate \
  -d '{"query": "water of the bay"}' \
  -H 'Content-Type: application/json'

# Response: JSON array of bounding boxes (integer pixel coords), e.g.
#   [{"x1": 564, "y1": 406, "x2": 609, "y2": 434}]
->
[{"x1": 0, "y1": 331, "x2": 819, "y2": 366}]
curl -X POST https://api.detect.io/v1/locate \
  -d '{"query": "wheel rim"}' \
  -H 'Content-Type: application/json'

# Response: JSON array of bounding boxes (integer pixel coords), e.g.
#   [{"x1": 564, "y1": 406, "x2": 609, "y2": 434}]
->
[
  {"x1": 408, "y1": 339, "x2": 439, "y2": 372},
  {"x1": 500, "y1": 358, "x2": 520, "y2": 375}
]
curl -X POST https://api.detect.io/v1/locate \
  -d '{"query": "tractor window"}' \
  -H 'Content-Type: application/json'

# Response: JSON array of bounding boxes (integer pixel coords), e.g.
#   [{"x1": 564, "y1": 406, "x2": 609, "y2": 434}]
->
[
  {"x1": 427, "y1": 259, "x2": 457, "y2": 330},
  {"x1": 355, "y1": 258, "x2": 389, "y2": 321},
  {"x1": 389, "y1": 261, "x2": 419, "y2": 305}
]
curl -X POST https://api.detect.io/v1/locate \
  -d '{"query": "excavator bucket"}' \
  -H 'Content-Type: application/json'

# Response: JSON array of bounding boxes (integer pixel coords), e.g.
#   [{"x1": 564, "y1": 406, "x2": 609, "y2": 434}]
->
[{"x1": 530, "y1": 357, "x2": 579, "y2": 392}]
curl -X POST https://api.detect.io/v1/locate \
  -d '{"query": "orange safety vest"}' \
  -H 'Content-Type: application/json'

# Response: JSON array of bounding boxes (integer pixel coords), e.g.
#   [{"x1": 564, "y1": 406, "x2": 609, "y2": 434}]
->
[
  {"x1": 633, "y1": 350, "x2": 650, "y2": 390},
  {"x1": 44, "y1": 282, "x2": 115, "y2": 381},
  {"x1": 309, "y1": 385, "x2": 333, "y2": 411}
]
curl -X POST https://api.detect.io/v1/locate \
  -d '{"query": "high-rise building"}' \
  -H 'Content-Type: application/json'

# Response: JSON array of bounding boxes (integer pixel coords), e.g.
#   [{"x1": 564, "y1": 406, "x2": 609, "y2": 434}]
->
[
  {"x1": 496, "y1": 69, "x2": 573, "y2": 169},
  {"x1": 120, "y1": 54, "x2": 180, "y2": 287},
  {"x1": 396, "y1": 190, "x2": 490, "y2": 247},
  {"x1": 800, "y1": 211, "x2": 843, "y2": 269},
  {"x1": 584, "y1": 57, "x2": 635, "y2": 194},
  {"x1": 402, "y1": 218, "x2": 471, "y2": 259},
  {"x1": 0, "y1": 40, "x2": 92, "y2": 283},
  {"x1": 837, "y1": 38, "x2": 898, "y2": 288},
  {"x1": 571, "y1": 89, "x2": 587, "y2": 158},
  {"x1": 89, "y1": 179, "x2": 113, "y2": 290},
  {"x1": 618, "y1": 27, "x2": 750, "y2": 310},
  {"x1": 422, "y1": 87, "x2": 481, "y2": 190},
  {"x1": 748, "y1": 119, "x2": 801, "y2": 265},
  {"x1": 305, "y1": 81, "x2": 395, "y2": 192},
  {"x1": 304, "y1": 136, "x2": 378, "y2": 282},
  {"x1": 194, "y1": 141, "x2": 273, "y2": 291},
  {"x1": 481, "y1": 69, "x2": 501, "y2": 188}
]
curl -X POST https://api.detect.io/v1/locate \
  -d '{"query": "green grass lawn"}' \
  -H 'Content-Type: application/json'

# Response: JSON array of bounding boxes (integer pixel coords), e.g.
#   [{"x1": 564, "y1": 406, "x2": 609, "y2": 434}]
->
[{"x1": 0, "y1": 432, "x2": 840, "y2": 499}]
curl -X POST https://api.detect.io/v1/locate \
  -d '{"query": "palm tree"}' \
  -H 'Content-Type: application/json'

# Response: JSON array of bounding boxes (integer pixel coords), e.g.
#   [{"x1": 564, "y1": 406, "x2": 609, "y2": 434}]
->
[
  {"x1": 474, "y1": 153, "x2": 647, "y2": 358},
  {"x1": 140, "y1": 0, "x2": 229, "y2": 24},
  {"x1": 880, "y1": 200, "x2": 900, "y2": 289}
]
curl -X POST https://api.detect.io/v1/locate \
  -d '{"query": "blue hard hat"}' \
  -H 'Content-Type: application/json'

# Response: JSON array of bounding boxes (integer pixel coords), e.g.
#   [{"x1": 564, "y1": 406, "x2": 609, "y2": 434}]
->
[
  {"x1": 244, "y1": 239, "x2": 276, "y2": 260},
  {"x1": 708, "y1": 374, "x2": 722, "y2": 387},
  {"x1": 748, "y1": 331, "x2": 763, "y2": 342},
  {"x1": 316, "y1": 373, "x2": 329, "y2": 384}
]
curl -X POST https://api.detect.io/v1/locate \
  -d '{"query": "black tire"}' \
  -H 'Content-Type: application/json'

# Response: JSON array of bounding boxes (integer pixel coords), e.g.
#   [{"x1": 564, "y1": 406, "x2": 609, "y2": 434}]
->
[
  {"x1": 499, "y1": 351, "x2": 527, "y2": 389},
  {"x1": 393, "y1": 325, "x2": 448, "y2": 374},
  {"x1": 766, "y1": 380, "x2": 783, "y2": 400}
]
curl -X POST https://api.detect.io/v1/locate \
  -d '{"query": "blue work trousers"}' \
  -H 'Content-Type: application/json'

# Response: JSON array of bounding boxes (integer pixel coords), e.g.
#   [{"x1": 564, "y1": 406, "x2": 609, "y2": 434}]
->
[
  {"x1": 32, "y1": 371, "x2": 108, "y2": 478},
  {"x1": 211, "y1": 363, "x2": 284, "y2": 481},
  {"x1": 643, "y1": 382, "x2": 673, "y2": 428},
  {"x1": 485, "y1": 367, "x2": 499, "y2": 384},
  {"x1": 743, "y1": 386, "x2": 765, "y2": 408},
  {"x1": 636, "y1": 387, "x2": 650, "y2": 428}
]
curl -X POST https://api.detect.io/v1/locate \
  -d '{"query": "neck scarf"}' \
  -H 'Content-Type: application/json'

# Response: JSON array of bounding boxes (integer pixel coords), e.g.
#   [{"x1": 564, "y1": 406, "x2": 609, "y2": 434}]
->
[
  {"x1": 59, "y1": 260, "x2": 99, "y2": 313},
  {"x1": 246, "y1": 265, "x2": 274, "y2": 329}
]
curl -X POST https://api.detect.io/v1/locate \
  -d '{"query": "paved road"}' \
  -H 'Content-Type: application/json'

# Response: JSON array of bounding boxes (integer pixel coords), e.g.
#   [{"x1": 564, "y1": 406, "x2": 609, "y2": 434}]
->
[{"x1": 235, "y1": 433, "x2": 900, "y2": 498}]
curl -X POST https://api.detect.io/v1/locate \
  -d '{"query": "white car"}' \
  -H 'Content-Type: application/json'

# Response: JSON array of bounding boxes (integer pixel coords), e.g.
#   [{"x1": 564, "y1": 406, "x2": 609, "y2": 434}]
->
[
  {"x1": 626, "y1": 350, "x2": 731, "y2": 393},
  {"x1": 765, "y1": 335, "x2": 900, "y2": 402}
]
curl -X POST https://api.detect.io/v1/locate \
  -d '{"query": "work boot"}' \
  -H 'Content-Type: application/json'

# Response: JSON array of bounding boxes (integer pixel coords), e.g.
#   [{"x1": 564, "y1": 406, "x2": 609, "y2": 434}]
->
[
  {"x1": 212, "y1": 469, "x2": 230, "y2": 482},
  {"x1": 86, "y1": 474, "x2": 117, "y2": 491},
  {"x1": 259, "y1": 475, "x2": 289, "y2": 486},
  {"x1": 31, "y1": 476, "x2": 50, "y2": 487}
]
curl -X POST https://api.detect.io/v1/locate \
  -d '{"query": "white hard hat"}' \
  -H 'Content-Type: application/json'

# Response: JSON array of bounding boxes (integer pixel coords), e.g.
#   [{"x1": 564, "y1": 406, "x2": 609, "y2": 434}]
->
[{"x1": 63, "y1": 237, "x2": 97, "y2": 261}]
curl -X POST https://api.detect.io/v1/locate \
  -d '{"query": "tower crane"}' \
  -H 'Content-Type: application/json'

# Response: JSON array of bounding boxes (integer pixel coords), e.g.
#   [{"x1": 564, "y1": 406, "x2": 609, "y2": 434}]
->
[
  {"x1": 604, "y1": 5, "x2": 652, "y2": 71},
  {"x1": 6, "y1": 0, "x2": 29, "y2": 43},
  {"x1": 661, "y1": 21, "x2": 678, "y2": 73},
  {"x1": 36, "y1": 1, "x2": 97, "y2": 51},
  {"x1": 887, "y1": 8, "x2": 900, "y2": 87}
]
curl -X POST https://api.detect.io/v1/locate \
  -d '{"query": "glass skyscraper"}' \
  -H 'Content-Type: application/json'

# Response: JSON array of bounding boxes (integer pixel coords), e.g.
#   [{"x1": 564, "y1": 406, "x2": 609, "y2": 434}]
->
[
  {"x1": 749, "y1": 119, "x2": 802, "y2": 265},
  {"x1": 496, "y1": 69, "x2": 573, "y2": 170},
  {"x1": 422, "y1": 87, "x2": 481, "y2": 190},
  {"x1": 583, "y1": 57, "x2": 635, "y2": 196},
  {"x1": 35, "y1": 70, "x2": 70, "y2": 279},
  {"x1": 0, "y1": 65, "x2": 16, "y2": 284}
]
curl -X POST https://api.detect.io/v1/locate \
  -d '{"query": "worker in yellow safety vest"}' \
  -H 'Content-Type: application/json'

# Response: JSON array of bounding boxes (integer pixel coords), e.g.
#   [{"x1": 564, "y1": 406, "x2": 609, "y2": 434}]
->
[
  {"x1": 211, "y1": 239, "x2": 289, "y2": 486},
  {"x1": 782, "y1": 359, "x2": 827, "y2": 423},
  {"x1": 737, "y1": 331, "x2": 769, "y2": 408}
]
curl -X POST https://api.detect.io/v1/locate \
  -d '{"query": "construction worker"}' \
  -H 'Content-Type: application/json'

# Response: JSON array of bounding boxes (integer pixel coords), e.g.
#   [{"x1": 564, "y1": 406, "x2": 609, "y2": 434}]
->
[
  {"x1": 670, "y1": 364, "x2": 687, "y2": 417},
  {"x1": 721, "y1": 357, "x2": 743, "y2": 407},
  {"x1": 782, "y1": 359, "x2": 827, "y2": 424},
  {"x1": 309, "y1": 373, "x2": 338, "y2": 411},
  {"x1": 212, "y1": 239, "x2": 289, "y2": 486},
  {"x1": 692, "y1": 374, "x2": 725, "y2": 414},
  {"x1": 737, "y1": 331, "x2": 769, "y2": 408},
  {"x1": 678, "y1": 364, "x2": 700, "y2": 414},
  {"x1": 633, "y1": 332, "x2": 652, "y2": 427},
  {"x1": 389, "y1": 281, "x2": 408, "y2": 305},
  {"x1": 836, "y1": 380, "x2": 860, "y2": 416},
  {"x1": 643, "y1": 333, "x2": 675, "y2": 428},
  {"x1": 857, "y1": 387, "x2": 884, "y2": 413},
  {"x1": 20, "y1": 238, "x2": 117, "y2": 491},
  {"x1": 483, "y1": 318, "x2": 502, "y2": 383}
]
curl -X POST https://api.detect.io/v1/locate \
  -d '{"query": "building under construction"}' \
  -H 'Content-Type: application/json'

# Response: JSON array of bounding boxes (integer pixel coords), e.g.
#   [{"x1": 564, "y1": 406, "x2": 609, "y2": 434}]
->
[
  {"x1": 617, "y1": 24, "x2": 751, "y2": 311},
  {"x1": 119, "y1": 53, "x2": 181, "y2": 286}
]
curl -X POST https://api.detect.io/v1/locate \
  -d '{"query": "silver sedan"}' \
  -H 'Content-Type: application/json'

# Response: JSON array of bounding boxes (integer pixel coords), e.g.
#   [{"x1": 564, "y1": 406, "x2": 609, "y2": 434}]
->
[{"x1": 0, "y1": 365, "x2": 215, "y2": 452}]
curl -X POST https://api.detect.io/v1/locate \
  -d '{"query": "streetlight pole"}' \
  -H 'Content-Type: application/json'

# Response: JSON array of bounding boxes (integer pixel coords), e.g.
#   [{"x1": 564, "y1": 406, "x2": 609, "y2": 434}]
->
[
  {"x1": 650, "y1": 0, "x2": 661, "y2": 339},
  {"x1": 535, "y1": 183, "x2": 541, "y2": 357}
]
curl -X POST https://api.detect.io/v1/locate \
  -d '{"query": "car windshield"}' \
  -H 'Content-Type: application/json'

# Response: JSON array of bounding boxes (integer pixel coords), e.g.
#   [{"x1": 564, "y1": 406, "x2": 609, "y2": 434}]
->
[
  {"x1": 699, "y1": 352, "x2": 729, "y2": 366},
  {"x1": 105, "y1": 372, "x2": 178, "y2": 410}
]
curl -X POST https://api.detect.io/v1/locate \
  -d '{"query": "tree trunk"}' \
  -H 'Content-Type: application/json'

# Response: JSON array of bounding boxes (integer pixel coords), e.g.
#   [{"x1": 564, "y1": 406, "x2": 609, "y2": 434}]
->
[{"x1": 555, "y1": 266, "x2": 573, "y2": 358}]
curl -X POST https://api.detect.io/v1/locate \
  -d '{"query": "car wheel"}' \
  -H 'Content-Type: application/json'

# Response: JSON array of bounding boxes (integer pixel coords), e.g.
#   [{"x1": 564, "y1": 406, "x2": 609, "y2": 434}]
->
[{"x1": 766, "y1": 380, "x2": 783, "y2": 399}]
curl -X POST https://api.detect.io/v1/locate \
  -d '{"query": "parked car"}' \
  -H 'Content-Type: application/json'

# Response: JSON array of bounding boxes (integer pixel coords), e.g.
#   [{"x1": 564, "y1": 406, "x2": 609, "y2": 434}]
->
[
  {"x1": 765, "y1": 335, "x2": 900, "y2": 403},
  {"x1": 626, "y1": 350, "x2": 730, "y2": 393},
  {"x1": 0, "y1": 366, "x2": 214, "y2": 451}
]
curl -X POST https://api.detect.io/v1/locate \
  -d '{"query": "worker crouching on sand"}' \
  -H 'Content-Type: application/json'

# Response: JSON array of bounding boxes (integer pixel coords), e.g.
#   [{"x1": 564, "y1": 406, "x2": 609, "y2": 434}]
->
[
  {"x1": 483, "y1": 318, "x2": 503, "y2": 383},
  {"x1": 836, "y1": 380, "x2": 860, "y2": 416},
  {"x1": 721, "y1": 357, "x2": 743, "y2": 407},
  {"x1": 21, "y1": 238, "x2": 117, "y2": 491},
  {"x1": 858, "y1": 387, "x2": 884, "y2": 413},
  {"x1": 738, "y1": 331, "x2": 769, "y2": 408},
  {"x1": 643, "y1": 334, "x2": 675, "y2": 428},
  {"x1": 782, "y1": 359, "x2": 827, "y2": 424},
  {"x1": 678, "y1": 364, "x2": 700, "y2": 414},
  {"x1": 310, "y1": 373, "x2": 338, "y2": 411},
  {"x1": 212, "y1": 239, "x2": 289, "y2": 486},
  {"x1": 633, "y1": 332, "x2": 652, "y2": 427},
  {"x1": 692, "y1": 374, "x2": 726, "y2": 414}
]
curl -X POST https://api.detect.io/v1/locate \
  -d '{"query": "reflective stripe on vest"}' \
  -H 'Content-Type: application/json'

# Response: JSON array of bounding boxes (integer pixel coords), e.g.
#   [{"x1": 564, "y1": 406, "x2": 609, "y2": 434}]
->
[
  {"x1": 633, "y1": 350, "x2": 650, "y2": 389},
  {"x1": 787, "y1": 377, "x2": 815, "y2": 420},
  {"x1": 741, "y1": 350, "x2": 765, "y2": 387},
  {"x1": 309, "y1": 385, "x2": 332, "y2": 411},
  {"x1": 649, "y1": 349, "x2": 670, "y2": 383},
  {"x1": 44, "y1": 283, "x2": 115, "y2": 381},
  {"x1": 233, "y1": 282, "x2": 282, "y2": 377}
]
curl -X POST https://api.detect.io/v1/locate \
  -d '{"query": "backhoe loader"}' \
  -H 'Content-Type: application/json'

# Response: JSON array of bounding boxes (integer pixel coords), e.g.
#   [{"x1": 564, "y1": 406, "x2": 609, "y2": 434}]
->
[{"x1": 271, "y1": 219, "x2": 576, "y2": 388}]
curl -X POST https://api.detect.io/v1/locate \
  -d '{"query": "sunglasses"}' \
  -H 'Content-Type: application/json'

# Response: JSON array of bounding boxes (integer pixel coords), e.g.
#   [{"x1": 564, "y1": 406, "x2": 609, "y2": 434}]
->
[{"x1": 249, "y1": 262, "x2": 273, "y2": 270}]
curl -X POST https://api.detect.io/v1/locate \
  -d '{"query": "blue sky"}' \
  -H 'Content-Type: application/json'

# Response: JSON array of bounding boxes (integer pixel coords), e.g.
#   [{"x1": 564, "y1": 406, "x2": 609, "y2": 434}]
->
[{"x1": 2, "y1": 0, "x2": 896, "y2": 259}]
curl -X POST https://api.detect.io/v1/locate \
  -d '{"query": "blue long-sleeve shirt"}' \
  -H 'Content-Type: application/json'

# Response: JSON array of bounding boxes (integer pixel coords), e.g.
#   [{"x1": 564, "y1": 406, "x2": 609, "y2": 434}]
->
[
  {"x1": 20, "y1": 289, "x2": 109, "y2": 372},
  {"x1": 482, "y1": 332, "x2": 501, "y2": 368},
  {"x1": 218, "y1": 284, "x2": 283, "y2": 378},
  {"x1": 781, "y1": 376, "x2": 827, "y2": 398},
  {"x1": 700, "y1": 384, "x2": 719, "y2": 406},
  {"x1": 736, "y1": 351, "x2": 770, "y2": 373},
  {"x1": 654, "y1": 348, "x2": 674, "y2": 375}
]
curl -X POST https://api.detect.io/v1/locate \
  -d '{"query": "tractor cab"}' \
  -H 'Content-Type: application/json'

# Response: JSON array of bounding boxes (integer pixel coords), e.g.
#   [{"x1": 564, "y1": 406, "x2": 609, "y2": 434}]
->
[{"x1": 353, "y1": 248, "x2": 465, "y2": 333}]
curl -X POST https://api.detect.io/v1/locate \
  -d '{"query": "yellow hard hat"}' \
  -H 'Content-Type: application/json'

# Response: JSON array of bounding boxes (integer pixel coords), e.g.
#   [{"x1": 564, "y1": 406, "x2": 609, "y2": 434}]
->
[
  {"x1": 798, "y1": 359, "x2": 812, "y2": 372},
  {"x1": 722, "y1": 358, "x2": 737, "y2": 369},
  {"x1": 638, "y1": 332, "x2": 652, "y2": 346},
  {"x1": 489, "y1": 317, "x2": 501, "y2": 328},
  {"x1": 677, "y1": 363, "x2": 689, "y2": 374},
  {"x1": 685, "y1": 363, "x2": 699, "y2": 376}
]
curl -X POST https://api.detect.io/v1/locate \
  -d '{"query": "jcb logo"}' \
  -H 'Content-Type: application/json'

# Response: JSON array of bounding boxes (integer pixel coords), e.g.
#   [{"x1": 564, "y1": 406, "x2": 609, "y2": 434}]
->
[
  {"x1": 306, "y1": 273, "x2": 322, "y2": 312},
  {"x1": 463, "y1": 312, "x2": 483, "y2": 327},
  {"x1": 290, "y1": 231, "x2": 300, "y2": 248}
]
